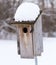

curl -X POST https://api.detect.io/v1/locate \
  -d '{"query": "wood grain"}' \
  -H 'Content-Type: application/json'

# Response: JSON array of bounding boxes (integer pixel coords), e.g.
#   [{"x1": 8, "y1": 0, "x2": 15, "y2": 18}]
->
[
  {"x1": 18, "y1": 24, "x2": 34, "y2": 58},
  {"x1": 33, "y1": 15, "x2": 43, "y2": 56}
]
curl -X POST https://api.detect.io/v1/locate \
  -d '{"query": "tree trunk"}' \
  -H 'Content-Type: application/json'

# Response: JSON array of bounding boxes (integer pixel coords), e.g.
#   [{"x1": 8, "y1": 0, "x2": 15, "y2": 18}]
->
[
  {"x1": 23, "y1": 0, "x2": 34, "y2": 2},
  {"x1": 19, "y1": 0, "x2": 23, "y2": 4},
  {"x1": 38, "y1": 0, "x2": 44, "y2": 9}
]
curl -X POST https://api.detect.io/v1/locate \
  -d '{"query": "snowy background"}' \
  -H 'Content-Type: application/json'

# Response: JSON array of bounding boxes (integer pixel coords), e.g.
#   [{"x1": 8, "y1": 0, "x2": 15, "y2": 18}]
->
[
  {"x1": 0, "y1": 37, "x2": 56, "y2": 65},
  {"x1": 0, "y1": 0, "x2": 56, "y2": 39}
]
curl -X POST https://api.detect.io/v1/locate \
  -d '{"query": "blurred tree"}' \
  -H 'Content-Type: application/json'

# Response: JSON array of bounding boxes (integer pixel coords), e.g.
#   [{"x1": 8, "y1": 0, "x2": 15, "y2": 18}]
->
[
  {"x1": 49, "y1": 0, "x2": 54, "y2": 9},
  {"x1": 0, "y1": 1, "x2": 12, "y2": 19},
  {"x1": 38, "y1": 0, "x2": 45, "y2": 9},
  {"x1": 19, "y1": 0, "x2": 23, "y2": 4},
  {"x1": 0, "y1": 0, "x2": 20, "y2": 20}
]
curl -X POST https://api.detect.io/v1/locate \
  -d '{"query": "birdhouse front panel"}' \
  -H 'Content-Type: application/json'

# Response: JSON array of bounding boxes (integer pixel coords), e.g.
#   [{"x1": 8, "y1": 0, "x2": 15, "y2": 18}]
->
[{"x1": 18, "y1": 24, "x2": 34, "y2": 58}]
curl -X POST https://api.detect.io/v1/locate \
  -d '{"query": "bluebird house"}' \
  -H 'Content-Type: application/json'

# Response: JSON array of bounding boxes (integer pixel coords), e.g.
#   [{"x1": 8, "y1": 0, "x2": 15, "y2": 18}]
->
[{"x1": 10, "y1": 2, "x2": 43, "y2": 58}]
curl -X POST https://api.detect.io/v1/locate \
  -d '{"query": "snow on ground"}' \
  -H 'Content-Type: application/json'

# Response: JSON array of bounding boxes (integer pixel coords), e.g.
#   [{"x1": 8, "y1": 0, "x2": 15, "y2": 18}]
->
[
  {"x1": 14, "y1": 2, "x2": 40, "y2": 21},
  {"x1": 0, "y1": 37, "x2": 56, "y2": 65},
  {"x1": 0, "y1": 40, "x2": 35, "y2": 65},
  {"x1": 38, "y1": 37, "x2": 56, "y2": 65}
]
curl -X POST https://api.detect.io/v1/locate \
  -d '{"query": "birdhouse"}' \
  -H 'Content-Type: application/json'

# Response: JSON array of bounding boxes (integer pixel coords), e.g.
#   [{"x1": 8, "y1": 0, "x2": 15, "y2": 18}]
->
[{"x1": 10, "y1": 2, "x2": 43, "y2": 58}]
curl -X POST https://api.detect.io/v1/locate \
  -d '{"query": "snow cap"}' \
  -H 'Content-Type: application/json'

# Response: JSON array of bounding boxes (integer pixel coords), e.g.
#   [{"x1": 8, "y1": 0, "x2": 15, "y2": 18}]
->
[{"x1": 14, "y1": 2, "x2": 40, "y2": 22}]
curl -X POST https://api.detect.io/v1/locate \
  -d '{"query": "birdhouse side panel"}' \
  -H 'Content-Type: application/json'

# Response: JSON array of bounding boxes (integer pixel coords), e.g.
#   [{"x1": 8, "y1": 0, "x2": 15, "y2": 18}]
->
[
  {"x1": 33, "y1": 15, "x2": 43, "y2": 56},
  {"x1": 18, "y1": 24, "x2": 34, "y2": 58}
]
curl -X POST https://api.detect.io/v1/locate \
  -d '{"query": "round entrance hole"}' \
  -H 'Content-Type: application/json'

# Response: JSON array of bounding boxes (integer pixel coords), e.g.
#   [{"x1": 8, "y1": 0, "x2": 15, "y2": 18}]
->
[{"x1": 23, "y1": 27, "x2": 28, "y2": 33}]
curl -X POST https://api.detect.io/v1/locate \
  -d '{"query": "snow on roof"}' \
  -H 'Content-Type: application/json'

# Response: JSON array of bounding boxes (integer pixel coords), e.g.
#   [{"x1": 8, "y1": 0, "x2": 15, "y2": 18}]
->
[{"x1": 14, "y1": 2, "x2": 40, "y2": 22}]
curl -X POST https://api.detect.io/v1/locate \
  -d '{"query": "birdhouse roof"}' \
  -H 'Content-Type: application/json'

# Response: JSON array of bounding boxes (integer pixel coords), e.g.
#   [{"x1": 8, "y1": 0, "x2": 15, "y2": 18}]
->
[{"x1": 14, "y1": 2, "x2": 40, "y2": 22}]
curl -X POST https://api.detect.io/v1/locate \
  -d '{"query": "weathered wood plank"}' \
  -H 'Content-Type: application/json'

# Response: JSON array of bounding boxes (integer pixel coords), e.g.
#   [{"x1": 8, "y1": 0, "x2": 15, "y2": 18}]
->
[
  {"x1": 18, "y1": 24, "x2": 34, "y2": 58},
  {"x1": 33, "y1": 15, "x2": 43, "y2": 56}
]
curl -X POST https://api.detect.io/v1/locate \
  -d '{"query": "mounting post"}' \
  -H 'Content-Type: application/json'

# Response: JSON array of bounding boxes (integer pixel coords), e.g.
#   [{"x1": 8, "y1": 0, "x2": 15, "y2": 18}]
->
[{"x1": 35, "y1": 56, "x2": 38, "y2": 65}]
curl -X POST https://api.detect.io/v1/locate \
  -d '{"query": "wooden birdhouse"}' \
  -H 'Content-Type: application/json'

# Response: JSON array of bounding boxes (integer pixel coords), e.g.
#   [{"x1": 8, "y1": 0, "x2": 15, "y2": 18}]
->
[{"x1": 10, "y1": 2, "x2": 43, "y2": 58}]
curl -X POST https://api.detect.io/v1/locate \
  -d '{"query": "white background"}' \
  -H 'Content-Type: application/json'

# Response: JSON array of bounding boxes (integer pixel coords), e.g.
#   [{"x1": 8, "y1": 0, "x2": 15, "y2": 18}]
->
[{"x1": 0, "y1": 37, "x2": 56, "y2": 65}]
